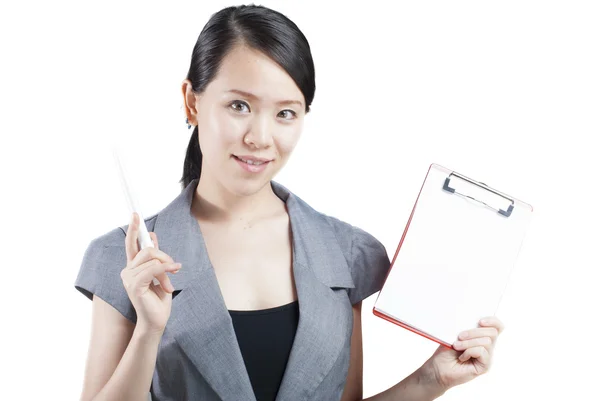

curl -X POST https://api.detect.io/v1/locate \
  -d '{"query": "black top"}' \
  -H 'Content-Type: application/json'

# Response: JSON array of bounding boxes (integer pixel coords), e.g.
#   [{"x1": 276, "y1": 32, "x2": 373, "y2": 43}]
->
[{"x1": 229, "y1": 300, "x2": 300, "y2": 401}]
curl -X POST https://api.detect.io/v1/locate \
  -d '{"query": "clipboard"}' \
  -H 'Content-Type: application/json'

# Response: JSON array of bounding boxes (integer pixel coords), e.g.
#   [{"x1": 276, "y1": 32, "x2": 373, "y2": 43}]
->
[{"x1": 373, "y1": 163, "x2": 533, "y2": 348}]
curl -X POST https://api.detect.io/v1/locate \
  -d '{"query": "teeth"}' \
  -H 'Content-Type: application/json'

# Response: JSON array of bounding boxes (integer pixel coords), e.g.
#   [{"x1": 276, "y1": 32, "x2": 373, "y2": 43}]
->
[{"x1": 239, "y1": 157, "x2": 265, "y2": 165}]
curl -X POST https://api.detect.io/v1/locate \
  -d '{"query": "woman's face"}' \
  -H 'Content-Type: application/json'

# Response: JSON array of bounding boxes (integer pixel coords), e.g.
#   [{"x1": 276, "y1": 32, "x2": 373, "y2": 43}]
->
[{"x1": 183, "y1": 44, "x2": 306, "y2": 197}]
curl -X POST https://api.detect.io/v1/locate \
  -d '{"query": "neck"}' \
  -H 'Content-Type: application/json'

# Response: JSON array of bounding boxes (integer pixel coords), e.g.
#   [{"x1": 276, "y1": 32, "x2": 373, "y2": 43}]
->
[{"x1": 192, "y1": 174, "x2": 281, "y2": 225}]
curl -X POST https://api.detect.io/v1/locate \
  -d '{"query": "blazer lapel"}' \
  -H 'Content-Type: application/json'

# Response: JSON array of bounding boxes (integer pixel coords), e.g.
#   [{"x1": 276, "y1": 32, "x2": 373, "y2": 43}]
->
[
  {"x1": 151, "y1": 178, "x2": 356, "y2": 401},
  {"x1": 271, "y1": 182, "x2": 356, "y2": 401},
  {"x1": 152, "y1": 179, "x2": 256, "y2": 401}
]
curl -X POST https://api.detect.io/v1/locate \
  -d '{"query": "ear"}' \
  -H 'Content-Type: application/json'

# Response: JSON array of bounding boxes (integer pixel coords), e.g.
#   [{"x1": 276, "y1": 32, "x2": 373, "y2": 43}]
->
[{"x1": 182, "y1": 79, "x2": 200, "y2": 125}]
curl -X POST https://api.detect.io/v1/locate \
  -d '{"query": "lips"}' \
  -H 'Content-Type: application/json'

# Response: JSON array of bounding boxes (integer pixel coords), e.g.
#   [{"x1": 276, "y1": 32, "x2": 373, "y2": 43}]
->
[
  {"x1": 233, "y1": 155, "x2": 272, "y2": 165},
  {"x1": 233, "y1": 155, "x2": 271, "y2": 173}
]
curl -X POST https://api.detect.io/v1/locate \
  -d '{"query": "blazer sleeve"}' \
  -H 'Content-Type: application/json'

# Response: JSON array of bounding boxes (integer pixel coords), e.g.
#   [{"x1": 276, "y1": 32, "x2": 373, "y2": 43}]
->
[
  {"x1": 74, "y1": 228, "x2": 137, "y2": 324},
  {"x1": 347, "y1": 226, "x2": 391, "y2": 306}
]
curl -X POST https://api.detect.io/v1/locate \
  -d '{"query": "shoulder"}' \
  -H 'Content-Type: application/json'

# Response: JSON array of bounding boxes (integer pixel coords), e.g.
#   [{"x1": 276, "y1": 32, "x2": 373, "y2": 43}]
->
[
  {"x1": 324, "y1": 214, "x2": 388, "y2": 266},
  {"x1": 74, "y1": 214, "x2": 158, "y2": 324},
  {"x1": 295, "y1": 198, "x2": 390, "y2": 305},
  {"x1": 89, "y1": 213, "x2": 159, "y2": 248},
  {"x1": 293, "y1": 190, "x2": 387, "y2": 260},
  {"x1": 289, "y1": 188, "x2": 386, "y2": 261}
]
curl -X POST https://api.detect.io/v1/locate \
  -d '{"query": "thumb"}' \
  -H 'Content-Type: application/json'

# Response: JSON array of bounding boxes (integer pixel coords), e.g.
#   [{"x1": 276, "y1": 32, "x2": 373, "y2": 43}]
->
[{"x1": 150, "y1": 231, "x2": 159, "y2": 250}]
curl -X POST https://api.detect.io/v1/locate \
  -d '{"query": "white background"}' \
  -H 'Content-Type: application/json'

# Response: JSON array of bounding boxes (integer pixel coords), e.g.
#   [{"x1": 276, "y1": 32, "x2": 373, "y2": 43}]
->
[{"x1": 1, "y1": 0, "x2": 598, "y2": 399}]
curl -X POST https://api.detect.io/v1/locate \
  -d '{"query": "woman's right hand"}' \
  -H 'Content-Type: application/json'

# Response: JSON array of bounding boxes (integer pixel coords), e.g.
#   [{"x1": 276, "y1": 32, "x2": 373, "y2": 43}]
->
[{"x1": 120, "y1": 212, "x2": 182, "y2": 335}]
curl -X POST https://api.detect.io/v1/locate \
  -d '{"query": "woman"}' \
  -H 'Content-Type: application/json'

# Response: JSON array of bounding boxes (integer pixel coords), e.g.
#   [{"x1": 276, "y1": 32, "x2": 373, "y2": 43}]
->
[{"x1": 75, "y1": 4, "x2": 504, "y2": 401}]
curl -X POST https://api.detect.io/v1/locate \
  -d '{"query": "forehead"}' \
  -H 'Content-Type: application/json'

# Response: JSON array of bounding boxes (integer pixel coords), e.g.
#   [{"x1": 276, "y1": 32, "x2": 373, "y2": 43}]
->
[{"x1": 209, "y1": 44, "x2": 304, "y2": 105}]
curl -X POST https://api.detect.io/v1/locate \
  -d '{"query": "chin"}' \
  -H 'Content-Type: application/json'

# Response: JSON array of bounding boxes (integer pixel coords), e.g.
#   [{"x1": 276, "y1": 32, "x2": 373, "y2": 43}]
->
[{"x1": 227, "y1": 176, "x2": 273, "y2": 197}]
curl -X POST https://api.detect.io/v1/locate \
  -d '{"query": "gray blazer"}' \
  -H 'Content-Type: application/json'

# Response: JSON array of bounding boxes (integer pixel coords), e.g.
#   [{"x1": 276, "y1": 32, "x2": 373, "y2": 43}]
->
[{"x1": 75, "y1": 178, "x2": 391, "y2": 401}]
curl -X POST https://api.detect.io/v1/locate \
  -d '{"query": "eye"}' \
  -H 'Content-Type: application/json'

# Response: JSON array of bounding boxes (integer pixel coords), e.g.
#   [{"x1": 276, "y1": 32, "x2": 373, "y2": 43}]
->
[
  {"x1": 278, "y1": 109, "x2": 297, "y2": 120},
  {"x1": 230, "y1": 100, "x2": 250, "y2": 113}
]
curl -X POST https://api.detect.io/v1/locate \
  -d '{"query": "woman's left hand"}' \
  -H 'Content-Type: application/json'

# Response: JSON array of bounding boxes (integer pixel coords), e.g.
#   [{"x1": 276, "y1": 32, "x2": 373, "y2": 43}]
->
[{"x1": 423, "y1": 316, "x2": 505, "y2": 392}]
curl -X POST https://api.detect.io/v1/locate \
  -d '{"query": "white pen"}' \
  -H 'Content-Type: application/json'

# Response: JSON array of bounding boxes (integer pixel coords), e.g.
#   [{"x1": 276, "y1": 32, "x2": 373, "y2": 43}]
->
[{"x1": 111, "y1": 145, "x2": 161, "y2": 286}]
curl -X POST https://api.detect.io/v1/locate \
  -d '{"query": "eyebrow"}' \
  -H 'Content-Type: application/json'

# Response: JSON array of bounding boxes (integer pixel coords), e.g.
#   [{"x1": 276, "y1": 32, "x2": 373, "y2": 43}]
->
[{"x1": 226, "y1": 89, "x2": 303, "y2": 107}]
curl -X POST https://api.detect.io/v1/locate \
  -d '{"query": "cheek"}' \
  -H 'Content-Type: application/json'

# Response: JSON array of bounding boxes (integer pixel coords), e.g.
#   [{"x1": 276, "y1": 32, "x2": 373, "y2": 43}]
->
[
  {"x1": 199, "y1": 107, "x2": 247, "y2": 149},
  {"x1": 217, "y1": 113, "x2": 248, "y2": 143},
  {"x1": 277, "y1": 124, "x2": 303, "y2": 154}
]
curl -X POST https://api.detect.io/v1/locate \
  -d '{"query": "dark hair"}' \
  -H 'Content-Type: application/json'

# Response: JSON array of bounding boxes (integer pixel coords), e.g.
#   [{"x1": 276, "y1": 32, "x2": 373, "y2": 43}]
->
[{"x1": 180, "y1": 4, "x2": 316, "y2": 190}]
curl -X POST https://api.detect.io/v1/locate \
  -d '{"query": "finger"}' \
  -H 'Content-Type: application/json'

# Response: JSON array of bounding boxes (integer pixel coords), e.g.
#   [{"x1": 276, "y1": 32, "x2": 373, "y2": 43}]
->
[
  {"x1": 121, "y1": 258, "x2": 157, "y2": 288},
  {"x1": 131, "y1": 258, "x2": 161, "y2": 277},
  {"x1": 156, "y1": 269, "x2": 175, "y2": 294},
  {"x1": 125, "y1": 212, "x2": 140, "y2": 262},
  {"x1": 453, "y1": 336, "x2": 493, "y2": 352},
  {"x1": 459, "y1": 346, "x2": 491, "y2": 370},
  {"x1": 151, "y1": 277, "x2": 170, "y2": 300},
  {"x1": 458, "y1": 327, "x2": 499, "y2": 343},
  {"x1": 144, "y1": 234, "x2": 173, "y2": 293},
  {"x1": 150, "y1": 232, "x2": 159, "y2": 250},
  {"x1": 133, "y1": 261, "x2": 180, "y2": 293},
  {"x1": 129, "y1": 247, "x2": 176, "y2": 271},
  {"x1": 479, "y1": 316, "x2": 505, "y2": 334},
  {"x1": 147, "y1": 233, "x2": 172, "y2": 286},
  {"x1": 132, "y1": 259, "x2": 180, "y2": 277}
]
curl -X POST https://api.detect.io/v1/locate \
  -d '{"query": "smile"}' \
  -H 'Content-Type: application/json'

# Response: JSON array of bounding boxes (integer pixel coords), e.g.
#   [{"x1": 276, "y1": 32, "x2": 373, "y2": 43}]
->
[
  {"x1": 233, "y1": 155, "x2": 272, "y2": 173},
  {"x1": 235, "y1": 156, "x2": 268, "y2": 165}
]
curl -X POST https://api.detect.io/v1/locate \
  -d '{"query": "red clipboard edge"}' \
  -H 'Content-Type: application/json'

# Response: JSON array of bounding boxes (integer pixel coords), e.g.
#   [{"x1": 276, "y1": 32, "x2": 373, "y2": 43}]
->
[
  {"x1": 372, "y1": 309, "x2": 454, "y2": 349},
  {"x1": 372, "y1": 163, "x2": 454, "y2": 350}
]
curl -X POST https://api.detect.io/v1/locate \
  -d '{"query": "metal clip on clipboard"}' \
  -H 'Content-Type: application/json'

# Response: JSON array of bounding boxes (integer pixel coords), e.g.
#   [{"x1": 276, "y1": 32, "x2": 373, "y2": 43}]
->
[{"x1": 443, "y1": 172, "x2": 515, "y2": 217}]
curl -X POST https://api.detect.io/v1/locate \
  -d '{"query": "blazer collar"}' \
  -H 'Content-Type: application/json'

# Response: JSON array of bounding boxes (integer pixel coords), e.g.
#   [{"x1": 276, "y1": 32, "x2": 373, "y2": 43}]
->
[{"x1": 152, "y1": 178, "x2": 355, "y2": 401}]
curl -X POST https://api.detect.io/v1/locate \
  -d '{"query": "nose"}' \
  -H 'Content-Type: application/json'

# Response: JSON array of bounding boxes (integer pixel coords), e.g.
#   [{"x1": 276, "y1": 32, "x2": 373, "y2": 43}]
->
[{"x1": 245, "y1": 115, "x2": 274, "y2": 148}]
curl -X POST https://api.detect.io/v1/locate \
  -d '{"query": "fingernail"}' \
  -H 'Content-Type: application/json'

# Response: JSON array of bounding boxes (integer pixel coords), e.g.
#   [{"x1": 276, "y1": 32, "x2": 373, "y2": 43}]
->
[{"x1": 459, "y1": 331, "x2": 469, "y2": 339}]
